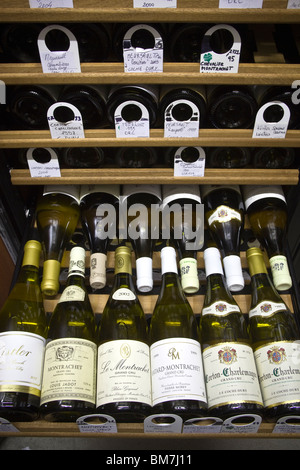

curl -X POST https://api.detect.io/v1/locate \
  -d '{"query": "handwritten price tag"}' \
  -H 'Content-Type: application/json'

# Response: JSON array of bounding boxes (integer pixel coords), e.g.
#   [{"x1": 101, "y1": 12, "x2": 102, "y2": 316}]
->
[
  {"x1": 29, "y1": 0, "x2": 73, "y2": 7},
  {"x1": 219, "y1": 0, "x2": 263, "y2": 7},
  {"x1": 47, "y1": 102, "x2": 85, "y2": 139},
  {"x1": 133, "y1": 0, "x2": 176, "y2": 7},
  {"x1": 287, "y1": 0, "x2": 300, "y2": 7}
]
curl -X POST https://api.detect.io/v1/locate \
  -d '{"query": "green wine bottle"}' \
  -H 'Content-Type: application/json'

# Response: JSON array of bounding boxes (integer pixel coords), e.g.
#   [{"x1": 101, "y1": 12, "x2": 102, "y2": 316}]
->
[
  {"x1": 40, "y1": 246, "x2": 97, "y2": 422},
  {"x1": 36, "y1": 185, "x2": 80, "y2": 297},
  {"x1": 0, "y1": 240, "x2": 47, "y2": 421},
  {"x1": 247, "y1": 247, "x2": 300, "y2": 421},
  {"x1": 200, "y1": 247, "x2": 263, "y2": 419},
  {"x1": 96, "y1": 245, "x2": 151, "y2": 422},
  {"x1": 149, "y1": 246, "x2": 207, "y2": 419}
]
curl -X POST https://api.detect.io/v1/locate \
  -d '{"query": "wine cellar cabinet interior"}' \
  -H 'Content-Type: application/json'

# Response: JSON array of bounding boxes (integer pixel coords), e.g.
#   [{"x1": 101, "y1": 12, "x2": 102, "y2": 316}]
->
[{"x1": 1, "y1": 0, "x2": 300, "y2": 444}]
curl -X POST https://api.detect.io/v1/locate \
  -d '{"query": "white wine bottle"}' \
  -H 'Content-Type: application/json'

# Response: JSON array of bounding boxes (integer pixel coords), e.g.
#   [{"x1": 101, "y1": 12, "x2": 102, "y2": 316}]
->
[
  {"x1": 200, "y1": 247, "x2": 263, "y2": 419},
  {"x1": 40, "y1": 246, "x2": 97, "y2": 422},
  {"x1": 243, "y1": 185, "x2": 292, "y2": 291},
  {"x1": 201, "y1": 184, "x2": 245, "y2": 292},
  {"x1": 247, "y1": 247, "x2": 300, "y2": 421},
  {"x1": 149, "y1": 246, "x2": 207, "y2": 419},
  {"x1": 96, "y1": 245, "x2": 151, "y2": 422},
  {"x1": 36, "y1": 185, "x2": 80, "y2": 297},
  {"x1": 80, "y1": 184, "x2": 120, "y2": 290},
  {"x1": 0, "y1": 240, "x2": 47, "y2": 421}
]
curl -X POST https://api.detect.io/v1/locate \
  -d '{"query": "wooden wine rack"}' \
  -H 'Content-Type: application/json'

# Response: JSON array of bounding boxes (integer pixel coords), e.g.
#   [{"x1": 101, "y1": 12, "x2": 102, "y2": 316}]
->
[{"x1": 1, "y1": 0, "x2": 300, "y2": 442}]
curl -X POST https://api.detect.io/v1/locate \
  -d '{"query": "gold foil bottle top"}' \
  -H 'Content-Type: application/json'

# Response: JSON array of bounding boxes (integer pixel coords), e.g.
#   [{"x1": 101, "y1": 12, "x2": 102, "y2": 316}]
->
[
  {"x1": 22, "y1": 240, "x2": 42, "y2": 269},
  {"x1": 41, "y1": 259, "x2": 61, "y2": 296},
  {"x1": 114, "y1": 245, "x2": 132, "y2": 276},
  {"x1": 246, "y1": 247, "x2": 268, "y2": 277}
]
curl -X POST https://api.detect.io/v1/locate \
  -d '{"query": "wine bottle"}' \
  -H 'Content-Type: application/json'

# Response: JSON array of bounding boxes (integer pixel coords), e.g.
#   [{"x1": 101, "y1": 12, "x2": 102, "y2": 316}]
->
[
  {"x1": 159, "y1": 85, "x2": 207, "y2": 128},
  {"x1": 121, "y1": 184, "x2": 162, "y2": 293},
  {"x1": 242, "y1": 185, "x2": 292, "y2": 291},
  {"x1": 40, "y1": 246, "x2": 97, "y2": 422},
  {"x1": 201, "y1": 185, "x2": 245, "y2": 292},
  {"x1": 8, "y1": 85, "x2": 60, "y2": 130},
  {"x1": 149, "y1": 246, "x2": 207, "y2": 419},
  {"x1": 107, "y1": 85, "x2": 159, "y2": 128},
  {"x1": 206, "y1": 85, "x2": 257, "y2": 129},
  {"x1": 161, "y1": 185, "x2": 203, "y2": 294},
  {"x1": 96, "y1": 245, "x2": 151, "y2": 422},
  {"x1": 61, "y1": 147, "x2": 106, "y2": 169},
  {"x1": 206, "y1": 147, "x2": 252, "y2": 169},
  {"x1": 0, "y1": 23, "x2": 43, "y2": 63},
  {"x1": 58, "y1": 85, "x2": 108, "y2": 129},
  {"x1": 65, "y1": 23, "x2": 111, "y2": 63},
  {"x1": 246, "y1": 247, "x2": 300, "y2": 421},
  {"x1": 36, "y1": 185, "x2": 81, "y2": 297},
  {"x1": 253, "y1": 147, "x2": 295, "y2": 169},
  {"x1": 114, "y1": 147, "x2": 158, "y2": 168},
  {"x1": 200, "y1": 247, "x2": 263, "y2": 419},
  {"x1": 0, "y1": 239, "x2": 47, "y2": 421},
  {"x1": 80, "y1": 184, "x2": 120, "y2": 290}
]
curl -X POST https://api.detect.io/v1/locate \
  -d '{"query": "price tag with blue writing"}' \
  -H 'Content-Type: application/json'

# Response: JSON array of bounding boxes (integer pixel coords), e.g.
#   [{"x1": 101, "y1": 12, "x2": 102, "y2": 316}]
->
[
  {"x1": 123, "y1": 24, "x2": 163, "y2": 73},
  {"x1": 252, "y1": 101, "x2": 290, "y2": 139},
  {"x1": 29, "y1": 0, "x2": 73, "y2": 7}
]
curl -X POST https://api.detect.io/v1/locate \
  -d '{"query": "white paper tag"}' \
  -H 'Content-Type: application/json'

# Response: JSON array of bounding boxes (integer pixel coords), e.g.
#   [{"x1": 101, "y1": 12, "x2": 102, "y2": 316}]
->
[
  {"x1": 77, "y1": 414, "x2": 118, "y2": 434},
  {"x1": 174, "y1": 146, "x2": 206, "y2": 177},
  {"x1": 0, "y1": 418, "x2": 20, "y2": 433},
  {"x1": 252, "y1": 101, "x2": 290, "y2": 139},
  {"x1": 287, "y1": 0, "x2": 300, "y2": 7},
  {"x1": 219, "y1": 0, "x2": 263, "y2": 7},
  {"x1": 0, "y1": 80, "x2": 6, "y2": 104},
  {"x1": 27, "y1": 147, "x2": 61, "y2": 178},
  {"x1": 144, "y1": 414, "x2": 183, "y2": 433},
  {"x1": 200, "y1": 24, "x2": 241, "y2": 74},
  {"x1": 221, "y1": 414, "x2": 262, "y2": 433},
  {"x1": 133, "y1": 0, "x2": 177, "y2": 7},
  {"x1": 47, "y1": 102, "x2": 85, "y2": 139},
  {"x1": 38, "y1": 25, "x2": 81, "y2": 74},
  {"x1": 123, "y1": 24, "x2": 163, "y2": 73},
  {"x1": 29, "y1": 0, "x2": 73, "y2": 7},
  {"x1": 164, "y1": 99, "x2": 199, "y2": 138},
  {"x1": 183, "y1": 417, "x2": 223, "y2": 434},
  {"x1": 273, "y1": 416, "x2": 300, "y2": 433},
  {"x1": 114, "y1": 101, "x2": 150, "y2": 138}
]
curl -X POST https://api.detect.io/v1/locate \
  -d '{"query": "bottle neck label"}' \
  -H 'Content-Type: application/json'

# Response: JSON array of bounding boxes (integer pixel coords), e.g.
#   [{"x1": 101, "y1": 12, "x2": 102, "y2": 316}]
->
[
  {"x1": 58, "y1": 285, "x2": 86, "y2": 303},
  {"x1": 202, "y1": 301, "x2": 240, "y2": 317},
  {"x1": 203, "y1": 342, "x2": 263, "y2": 410},
  {"x1": 208, "y1": 205, "x2": 241, "y2": 226},
  {"x1": 97, "y1": 339, "x2": 151, "y2": 407},
  {"x1": 249, "y1": 300, "x2": 287, "y2": 318},
  {"x1": 112, "y1": 288, "x2": 136, "y2": 301},
  {"x1": 254, "y1": 341, "x2": 300, "y2": 409}
]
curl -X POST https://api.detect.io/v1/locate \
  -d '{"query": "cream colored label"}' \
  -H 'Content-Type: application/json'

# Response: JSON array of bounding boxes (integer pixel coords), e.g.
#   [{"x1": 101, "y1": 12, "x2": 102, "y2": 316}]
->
[
  {"x1": 254, "y1": 341, "x2": 300, "y2": 409},
  {"x1": 58, "y1": 285, "x2": 86, "y2": 303},
  {"x1": 0, "y1": 332, "x2": 46, "y2": 397},
  {"x1": 208, "y1": 205, "x2": 241, "y2": 225},
  {"x1": 150, "y1": 337, "x2": 207, "y2": 406},
  {"x1": 112, "y1": 288, "x2": 136, "y2": 301},
  {"x1": 202, "y1": 301, "x2": 240, "y2": 316},
  {"x1": 97, "y1": 339, "x2": 151, "y2": 406},
  {"x1": 249, "y1": 300, "x2": 286, "y2": 318},
  {"x1": 203, "y1": 342, "x2": 263, "y2": 409},
  {"x1": 41, "y1": 338, "x2": 96, "y2": 405}
]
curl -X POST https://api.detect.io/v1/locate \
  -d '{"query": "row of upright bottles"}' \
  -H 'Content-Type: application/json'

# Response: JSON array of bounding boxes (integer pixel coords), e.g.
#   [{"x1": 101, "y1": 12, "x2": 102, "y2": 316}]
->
[
  {"x1": 0, "y1": 235, "x2": 299, "y2": 425},
  {"x1": 2, "y1": 84, "x2": 300, "y2": 131},
  {"x1": 1, "y1": 23, "x2": 299, "y2": 64}
]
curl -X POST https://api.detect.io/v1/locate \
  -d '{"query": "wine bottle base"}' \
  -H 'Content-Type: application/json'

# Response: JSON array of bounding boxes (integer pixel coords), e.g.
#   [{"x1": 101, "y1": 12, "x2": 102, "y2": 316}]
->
[
  {"x1": 96, "y1": 402, "x2": 152, "y2": 423},
  {"x1": 208, "y1": 402, "x2": 264, "y2": 421},
  {"x1": 40, "y1": 400, "x2": 95, "y2": 422},
  {"x1": 151, "y1": 399, "x2": 207, "y2": 421},
  {"x1": 263, "y1": 403, "x2": 300, "y2": 423},
  {"x1": 0, "y1": 392, "x2": 40, "y2": 422}
]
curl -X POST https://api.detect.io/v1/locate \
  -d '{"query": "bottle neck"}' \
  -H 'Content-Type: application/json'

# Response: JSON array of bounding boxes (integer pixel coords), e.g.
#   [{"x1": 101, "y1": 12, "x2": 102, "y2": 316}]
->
[
  {"x1": 247, "y1": 247, "x2": 282, "y2": 304},
  {"x1": 67, "y1": 246, "x2": 86, "y2": 286},
  {"x1": 18, "y1": 240, "x2": 42, "y2": 284}
]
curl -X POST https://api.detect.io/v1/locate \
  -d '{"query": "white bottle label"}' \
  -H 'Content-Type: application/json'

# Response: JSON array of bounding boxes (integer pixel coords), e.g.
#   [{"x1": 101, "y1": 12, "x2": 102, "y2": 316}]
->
[
  {"x1": 208, "y1": 205, "x2": 241, "y2": 226},
  {"x1": 40, "y1": 338, "x2": 97, "y2": 405},
  {"x1": 58, "y1": 285, "x2": 86, "y2": 303},
  {"x1": 249, "y1": 300, "x2": 287, "y2": 318},
  {"x1": 112, "y1": 288, "x2": 136, "y2": 301},
  {"x1": 202, "y1": 301, "x2": 241, "y2": 316},
  {"x1": 203, "y1": 342, "x2": 263, "y2": 410},
  {"x1": 0, "y1": 332, "x2": 46, "y2": 397},
  {"x1": 150, "y1": 337, "x2": 207, "y2": 406},
  {"x1": 254, "y1": 341, "x2": 300, "y2": 409},
  {"x1": 97, "y1": 339, "x2": 151, "y2": 406}
]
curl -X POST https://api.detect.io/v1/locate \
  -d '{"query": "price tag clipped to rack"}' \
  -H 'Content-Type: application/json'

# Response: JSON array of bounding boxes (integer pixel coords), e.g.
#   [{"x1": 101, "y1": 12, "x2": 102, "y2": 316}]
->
[
  {"x1": 252, "y1": 101, "x2": 290, "y2": 139},
  {"x1": 29, "y1": 0, "x2": 73, "y2": 7},
  {"x1": 144, "y1": 414, "x2": 183, "y2": 433},
  {"x1": 164, "y1": 100, "x2": 200, "y2": 138},
  {"x1": 123, "y1": 24, "x2": 163, "y2": 73},
  {"x1": 38, "y1": 25, "x2": 81, "y2": 74},
  {"x1": 0, "y1": 80, "x2": 5, "y2": 105},
  {"x1": 114, "y1": 101, "x2": 150, "y2": 138},
  {"x1": 0, "y1": 418, "x2": 20, "y2": 433},
  {"x1": 77, "y1": 414, "x2": 118, "y2": 434},
  {"x1": 183, "y1": 417, "x2": 223, "y2": 434},
  {"x1": 219, "y1": 0, "x2": 263, "y2": 7},
  {"x1": 26, "y1": 147, "x2": 61, "y2": 178},
  {"x1": 221, "y1": 414, "x2": 262, "y2": 433},
  {"x1": 273, "y1": 416, "x2": 300, "y2": 433},
  {"x1": 200, "y1": 24, "x2": 241, "y2": 74},
  {"x1": 173, "y1": 146, "x2": 206, "y2": 177},
  {"x1": 287, "y1": 0, "x2": 300, "y2": 7},
  {"x1": 133, "y1": 0, "x2": 177, "y2": 7},
  {"x1": 47, "y1": 102, "x2": 85, "y2": 139}
]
